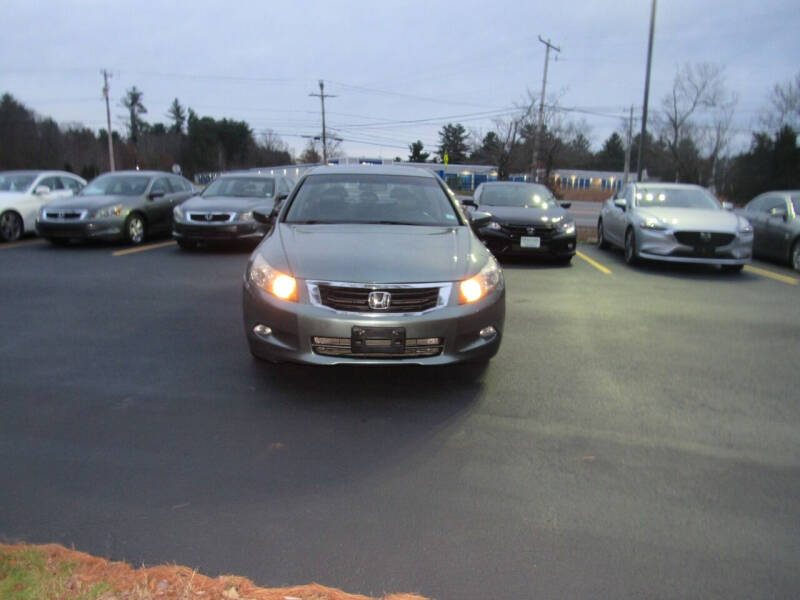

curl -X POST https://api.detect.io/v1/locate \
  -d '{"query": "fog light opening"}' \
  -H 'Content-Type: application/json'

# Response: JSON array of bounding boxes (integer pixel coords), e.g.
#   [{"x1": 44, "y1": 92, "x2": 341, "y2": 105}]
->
[
  {"x1": 253, "y1": 324, "x2": 272, "y2": 338},
  {"x1": 479, "y1": 326, "x2": 497, "y2": 340}
]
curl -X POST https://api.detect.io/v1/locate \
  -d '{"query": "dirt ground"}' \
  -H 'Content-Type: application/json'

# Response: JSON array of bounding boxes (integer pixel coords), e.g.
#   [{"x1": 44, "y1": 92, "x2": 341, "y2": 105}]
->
[{"x1": 0, "y1": 543, "x2": 429, "y2": 600}]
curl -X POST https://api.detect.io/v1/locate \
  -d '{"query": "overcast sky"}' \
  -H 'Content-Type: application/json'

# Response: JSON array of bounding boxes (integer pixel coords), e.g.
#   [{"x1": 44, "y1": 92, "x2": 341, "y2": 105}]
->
[{"x1": 2, "y1": 0, "x2": 798, "y2": 160}]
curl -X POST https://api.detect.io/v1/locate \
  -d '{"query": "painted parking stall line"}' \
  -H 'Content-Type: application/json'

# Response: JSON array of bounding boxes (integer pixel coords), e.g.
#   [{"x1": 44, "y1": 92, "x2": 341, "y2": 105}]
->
[
  {"x1": 0, "y1": 239, "x2": 46, "y2": 250},
  {"x1": 575, "y1": 250, "x2": 612, "y2": 274},
  {"x1": 744, "y1": 265, "x2": 798, "y2": 286},
  {"x1": 112, "y1": 241, "x2": 176, "y2": 257}
]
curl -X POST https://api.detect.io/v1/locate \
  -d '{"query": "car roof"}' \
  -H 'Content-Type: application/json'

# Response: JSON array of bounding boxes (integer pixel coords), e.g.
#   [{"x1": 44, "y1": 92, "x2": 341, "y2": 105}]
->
[
  {"x1": 633, "y1": 182, "x2": 705, "y2": 190},
  {"x1": 97, "y1": 170, "x2": 177, "y2": 177},
  {"x1": 304, "y1": 164, "x2": 436, "y2": 178},
  {"x1": 481, "y1": 181, "x2": 548, "y2": 187},
  {"x1": 215, "y1": 172, "x2": 276, "y2": 179},
  {"x1": 0, "y1": 170, "x2": 80, "y2": 176}
]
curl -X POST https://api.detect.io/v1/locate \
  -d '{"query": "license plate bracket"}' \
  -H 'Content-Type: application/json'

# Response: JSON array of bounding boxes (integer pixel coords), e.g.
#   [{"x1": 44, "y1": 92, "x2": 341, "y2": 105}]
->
[{"x1": 351, "y1": 326, "x2": 406, "y2": 354}]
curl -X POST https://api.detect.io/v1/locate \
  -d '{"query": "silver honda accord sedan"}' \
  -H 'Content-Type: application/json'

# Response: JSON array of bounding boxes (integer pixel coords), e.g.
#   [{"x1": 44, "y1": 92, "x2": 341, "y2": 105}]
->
[
  {"x1": 242, "y1": 165, "x2": 505, "y2": 365},
  {"x1": 597, "y1": 182, "x2": 753, "y2": 271}
]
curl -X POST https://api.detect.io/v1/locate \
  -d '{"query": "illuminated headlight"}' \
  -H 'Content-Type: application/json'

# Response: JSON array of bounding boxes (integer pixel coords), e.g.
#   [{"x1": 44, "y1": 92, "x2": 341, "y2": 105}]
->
[
  {"x1": 558, "y1": 219, "x2": 576, "y2": 235},
  {"x1": 459, "y1": 255, "x2": 503, "y2": 304},
  {"x1": 238, "y1": 211, "x2": 254, "y2": 222},
  {"x1": 248, "y1": 254, "x2": 297, "y2": 301},
  {"x1": 93, "y1": 204, "x2": 124, "y2": 218},
  {"x1": 638, "y1": 217, "x2": 668, "y2": 231},
  {"x1": 487, "y1": 221, "x2": 502, "y2": 230},
  {"x1": 173, "y1": 205, "x2": 185, "y2": 222}
]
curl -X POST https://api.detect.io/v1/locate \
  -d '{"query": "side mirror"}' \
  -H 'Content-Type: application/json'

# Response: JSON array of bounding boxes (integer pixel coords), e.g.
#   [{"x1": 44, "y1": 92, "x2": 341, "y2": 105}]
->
[
  {"x1": 721, "y1": 201, "x2": 733, "y2": 211},
  {"x1": 560, "y1": 201, "x2": 572, "y2": 209},
  {"x1": 253, "y1": 207, "x2": 277, "y2": 224},
  {"x1": 277, "y1": 193, "x2": 289, "y2": 201},
  {"x1": 148, "y1": 191, "x2": 165, "y2": 201},
  {"x1": 461, "y1": 199, "x2": 477, "y2": 209},
  {"x1": 468, "y1": 210, "x2": 493, "y2": 229},
  {"x1": 613, "y1": 198, "x2": 627, "y2": 211},
  {"x1": 34, "y1": 185, "x2": 51, "y2": 195}
]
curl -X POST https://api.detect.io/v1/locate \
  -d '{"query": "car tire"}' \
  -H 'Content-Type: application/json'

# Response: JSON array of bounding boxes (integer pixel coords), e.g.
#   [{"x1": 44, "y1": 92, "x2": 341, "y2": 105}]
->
[
  {"x1": 721, "y1": 264, "x2": 744, "y2": 273},
  {"x1": 0, "y1": 210, "x2": 23, "y2": 242},
  {"x1": 597, "y1": 219, "x2": 609, "y2": 249},
  {"x1": 624, "y1": 228, "x2": 638, "y2": 265},
  {"x1": 124, "y1": 213, "x2": 145, "y2": 245},
  {"x1": 177, "y1": 238, "x2": 197, "y2": 250},
  {"x1": 792, "y1": 239, "x2": 800, "y2": 272}
]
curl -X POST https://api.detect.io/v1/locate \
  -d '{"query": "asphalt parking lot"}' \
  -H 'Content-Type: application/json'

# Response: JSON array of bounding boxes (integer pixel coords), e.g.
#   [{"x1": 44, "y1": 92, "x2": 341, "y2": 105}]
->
[{"x1": 1, "y1": 237, "x2": 799, "y2": 599}]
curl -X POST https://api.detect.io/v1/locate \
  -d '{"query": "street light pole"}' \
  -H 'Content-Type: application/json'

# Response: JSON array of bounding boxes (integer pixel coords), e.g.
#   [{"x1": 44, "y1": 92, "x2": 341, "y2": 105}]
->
[{"x1": 636, "y1": 0, "x2": 657, "y2": 182}]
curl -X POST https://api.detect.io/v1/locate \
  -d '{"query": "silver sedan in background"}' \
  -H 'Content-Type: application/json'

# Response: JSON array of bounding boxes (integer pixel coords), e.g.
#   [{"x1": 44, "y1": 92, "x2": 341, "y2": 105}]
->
[{"x1": 597, "y1": 182, "x2": 753, "y2": 272}]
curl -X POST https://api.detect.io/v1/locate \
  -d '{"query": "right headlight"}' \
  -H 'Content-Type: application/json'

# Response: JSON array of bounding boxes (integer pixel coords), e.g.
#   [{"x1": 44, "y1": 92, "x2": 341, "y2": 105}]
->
[
  {"x1": 459, "y1": 255, "x2": 503, "y2": 304},
  {"x1": 93, "y1": 204, "x2": 124, "y2": 218},
  {"x1": 248, "y1": 254, "x2": 297, "y2": 302},
  {"x1": 737, "y1": 219, "x2": 753, "y2": 234},
  {"x1": 173, "y1": 205, "x2": 185, "y2": 222}
]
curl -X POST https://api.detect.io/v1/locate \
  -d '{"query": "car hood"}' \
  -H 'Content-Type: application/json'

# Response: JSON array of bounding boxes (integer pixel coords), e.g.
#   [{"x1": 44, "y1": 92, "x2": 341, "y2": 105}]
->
[
  {"x1": 181, "y1": 196, "x2": 273, "y2": 213},
  {"x1": 276, "y1": 224, "x2": 479, "y2": 283},
  {"x1": 635, "y1": 207, "x2": 741, "y2": 231},
  {"x1": 43, "y1": 195, "x2": 139, "y2": 209},
  {"x1": 480, "y1": 205, "x2": 567, "y2": 225}
]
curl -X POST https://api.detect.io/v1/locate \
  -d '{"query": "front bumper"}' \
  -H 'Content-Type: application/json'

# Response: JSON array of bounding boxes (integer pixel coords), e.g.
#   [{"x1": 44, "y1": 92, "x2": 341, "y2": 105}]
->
[
  {"x1": 637, "y1": 228, "x2": 752, "y2": 265},
  {"x1": 478, "y1": 227, "x2": 576, "y2": 257},
  {"x1": 243, "y1": 280, "x2": 505, "y2": 365},
  {"x1": 35, "y1": 217, "x2": 125, "y2": 241},
  {"x1": 173, "y1": 221, "x2": 266, "y2": 242}
]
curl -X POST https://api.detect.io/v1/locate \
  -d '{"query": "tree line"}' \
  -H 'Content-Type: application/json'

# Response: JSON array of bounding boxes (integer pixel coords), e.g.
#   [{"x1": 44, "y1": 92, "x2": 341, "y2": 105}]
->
[{"x1": 0, "y1": 87, "x2": 291, "y2": 180}]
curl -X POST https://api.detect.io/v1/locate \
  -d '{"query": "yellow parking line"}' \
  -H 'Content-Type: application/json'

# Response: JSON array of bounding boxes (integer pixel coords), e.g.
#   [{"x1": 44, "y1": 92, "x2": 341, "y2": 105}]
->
[
  {"x1": 112, "y1": 241, "x2": 176, "y2": 257},
  {"x1": 576, "y1": 250, "x2": 612, "y2": 274},
  {"x1": 744, "y1": 265, "x2": 798, "y2": 285},
  {"x1": 0, "y1": 239, "x2": 46, "y2": 250}
]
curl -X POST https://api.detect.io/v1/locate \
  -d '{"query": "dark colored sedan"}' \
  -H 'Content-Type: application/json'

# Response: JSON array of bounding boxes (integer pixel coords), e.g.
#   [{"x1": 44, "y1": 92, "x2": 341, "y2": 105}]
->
[
  {"x1": 738, "y1": 190, "x2": 800, "y2": 271},
  {"x1": 464, "y1": 182, "x2": 577, "y2": 263},
  {"x1": 173, "y1": 173, "x2": 294, "y2": 249},
  {"x1": 36, "y1": 171, "x2": 195, "y2": 245}
]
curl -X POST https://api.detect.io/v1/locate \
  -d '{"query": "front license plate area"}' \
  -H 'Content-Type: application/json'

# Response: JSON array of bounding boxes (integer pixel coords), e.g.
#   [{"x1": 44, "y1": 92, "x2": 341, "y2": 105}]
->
[
  {"x1": 520, "y1": 236, "x2": 541, "y2": 248},
  {"x1": 352, "y1": 326, "x2": 406, "y2": 354}
]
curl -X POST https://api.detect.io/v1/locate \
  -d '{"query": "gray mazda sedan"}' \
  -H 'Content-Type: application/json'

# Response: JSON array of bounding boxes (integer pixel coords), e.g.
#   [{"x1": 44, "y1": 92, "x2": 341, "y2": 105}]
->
[{"x1": 242, "y1": 165, "x2": 505, "y2": 365}]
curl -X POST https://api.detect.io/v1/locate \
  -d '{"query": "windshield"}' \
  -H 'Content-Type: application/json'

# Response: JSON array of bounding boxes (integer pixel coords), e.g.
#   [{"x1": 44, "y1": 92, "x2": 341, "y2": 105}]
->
[
  {"x1": 203, "y1": 176, "x2": 275, "y2": 198},
  {"x1": 634, "y1": 187, "x2": 720, "y2": 210},
  {"x1": 481, "y1": 184, "x2": 555, "y2": 208},
  {"x1": 81, "y1": 174, "x2": 151, "y2": 196},
  {"x1": 284, "y1": 173, "x2": 460, "y2": 226},
  {"x1": 0, "y1": 174, "x2": 36, "y2": 192}
]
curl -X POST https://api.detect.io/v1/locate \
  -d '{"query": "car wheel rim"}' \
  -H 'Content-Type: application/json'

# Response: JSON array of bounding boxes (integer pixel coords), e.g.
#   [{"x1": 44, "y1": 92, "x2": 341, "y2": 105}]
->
[
  {"x1": 1, "y1": 213, "x2": 21, "y2": 241},
  {"x1": 129, "y1": 218, "x2": 143, "y2": 243}
]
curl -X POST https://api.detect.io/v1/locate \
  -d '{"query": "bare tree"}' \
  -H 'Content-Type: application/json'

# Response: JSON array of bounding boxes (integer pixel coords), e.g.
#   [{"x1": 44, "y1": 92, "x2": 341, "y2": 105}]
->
[
  {"x1": 658, "y1": 62, "x2": 736, "y2": 184},
  {"x1": 760, "y1": 71, "x2": 800, "y2": 132}
]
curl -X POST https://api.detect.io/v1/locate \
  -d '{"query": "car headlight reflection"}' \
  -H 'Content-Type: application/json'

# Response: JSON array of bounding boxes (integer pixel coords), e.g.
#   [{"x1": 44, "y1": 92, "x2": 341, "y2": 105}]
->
[
  {"x1": 459, "y1": 255, "x2": 503, "y2": 304},
  {"x1": 248, "y1": 254, "x2": 297, "y2": 301},
  {"x1": 93, "y1": 204, "x2": 124, "y2": 218}
]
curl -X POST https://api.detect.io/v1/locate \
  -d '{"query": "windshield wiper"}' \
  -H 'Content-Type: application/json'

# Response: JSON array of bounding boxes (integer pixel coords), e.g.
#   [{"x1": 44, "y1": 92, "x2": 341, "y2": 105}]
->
[{"x1": 359, "y1": 220, "x2": 427, "y2": 226}]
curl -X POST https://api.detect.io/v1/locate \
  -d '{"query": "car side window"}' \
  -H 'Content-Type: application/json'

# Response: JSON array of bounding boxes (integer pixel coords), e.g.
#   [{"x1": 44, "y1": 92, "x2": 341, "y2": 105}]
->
[
  {"x1": 762, "y1": 195, "x2": 786, "y2": 214},
  {"x1": 60, "y1": 177, "x2": 82, "y2": 192},
  {"x1": 745, "y1": 196, "x2": 764, "y2": 212},
  {"x1": 168, "y1": 176, "x2": 186, "y2": 193},
  {"x1": 40, "y1": 176, "x2": 64, "y2": 191},
  {"x1": 278, "y1": 178, "x2": 289, "y2": 196},
  {"x1": 151, "y1": 178, "x2": 169, "y2": 194}
]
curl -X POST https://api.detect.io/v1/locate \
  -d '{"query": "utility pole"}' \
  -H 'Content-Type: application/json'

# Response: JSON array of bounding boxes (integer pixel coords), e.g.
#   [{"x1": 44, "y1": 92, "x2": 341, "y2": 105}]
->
[
  {"x1": 309, "y1": 80, "x2": 336, "y2": 163},
  {"x1": 623, "y1": 105, "x2": 634, "y2": 184},
  {"x1": 530, "y1": 35, "x2": 560, "y2": 182},
  {"x1": 636, "y1": 0, "x2": 657, "y2": 182},
  {"x1": 101, "y1": 69, "x2": 115, "y2": 171}
]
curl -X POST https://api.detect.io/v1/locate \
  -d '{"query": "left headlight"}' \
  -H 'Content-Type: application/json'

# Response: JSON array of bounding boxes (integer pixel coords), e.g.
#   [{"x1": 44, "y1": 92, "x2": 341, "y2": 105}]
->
[
  {"x1": 638, "y1": 216, "x2": 668, "y2": 231},
  {"x1": 92, "y1": 204, "x2": 124, "y2": 218},
  {"x1": 558, "y1": 219, "x2": 576, "y2": 235},
  {"x1": 173, "y1": 205, "x2": 185, "y2": 222},
  {"x1": 248, "y1": 254, "x2": 297, "y2": 302},
  {"x1": 459, "y1": 255, "x2": 503, "y2": 304}
]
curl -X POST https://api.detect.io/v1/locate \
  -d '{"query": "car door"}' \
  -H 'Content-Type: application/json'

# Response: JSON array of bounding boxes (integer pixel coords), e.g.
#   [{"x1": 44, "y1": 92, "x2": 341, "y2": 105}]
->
[
  {"x1": 604, "y1": 184, "x2": 630, "y2": 247},
  {"x1": 145, "y1": 177, "x2": 173, "y2": 232},
  {"x1": 764, "y1": 194, "x2": 793, "y2": 259}
]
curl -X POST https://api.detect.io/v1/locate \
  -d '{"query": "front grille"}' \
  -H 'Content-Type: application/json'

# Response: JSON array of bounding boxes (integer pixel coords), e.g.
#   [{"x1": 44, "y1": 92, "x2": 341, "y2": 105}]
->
[
  {"x1": 188, "y1": 212, "x2": 233, "y2": 223},
  {"x1": 317, "y1": 285, "x2": 440, "y2": 313},
  {"x1": 311, "y1": 336, "x2": 444, "y2": 358},
  {"x1": 674, "y1": 232, "x2": 735, "y2": 247},
  {"x1": 501, "y1": 223, "x2": 556, "y2": 239},
  {"x1": 45, "y1": 210, "x2": 84, "y2": 220}
]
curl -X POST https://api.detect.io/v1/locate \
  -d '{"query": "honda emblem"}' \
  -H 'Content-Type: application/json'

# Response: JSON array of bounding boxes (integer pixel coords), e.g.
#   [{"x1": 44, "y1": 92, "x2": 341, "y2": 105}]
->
[{"x1": 367, "y1": 291, "x2": 391, "y2": 310}]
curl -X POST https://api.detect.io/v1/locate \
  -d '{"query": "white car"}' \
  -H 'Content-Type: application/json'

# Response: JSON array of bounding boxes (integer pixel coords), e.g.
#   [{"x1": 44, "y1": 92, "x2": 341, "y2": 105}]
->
[
  {"x1": 0, "y1": 170, "x2": 87, "y2": 242},
  {"x1": 597, "y1": 182, "x2": 753, "y2": 272}
]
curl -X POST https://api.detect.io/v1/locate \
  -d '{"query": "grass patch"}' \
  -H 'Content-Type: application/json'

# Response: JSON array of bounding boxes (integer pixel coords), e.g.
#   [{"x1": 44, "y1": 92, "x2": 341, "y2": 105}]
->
[{"x1": 0, "y1": 546, "x2": 109, "y2": 599}]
